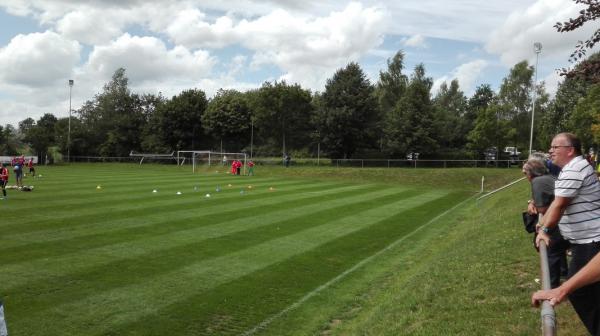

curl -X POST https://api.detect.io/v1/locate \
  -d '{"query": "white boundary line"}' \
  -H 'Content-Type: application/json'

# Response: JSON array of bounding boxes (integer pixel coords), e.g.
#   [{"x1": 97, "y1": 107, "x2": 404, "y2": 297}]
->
[{"x1": 242, "y1": 194, "x2": 476, "y2": 335}]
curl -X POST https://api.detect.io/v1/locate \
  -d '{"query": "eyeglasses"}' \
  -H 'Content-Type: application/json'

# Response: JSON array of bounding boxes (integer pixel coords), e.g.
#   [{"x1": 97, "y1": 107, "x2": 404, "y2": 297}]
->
[{"x1": 549, "y1": 145, "x2": 573, "y2": 150}]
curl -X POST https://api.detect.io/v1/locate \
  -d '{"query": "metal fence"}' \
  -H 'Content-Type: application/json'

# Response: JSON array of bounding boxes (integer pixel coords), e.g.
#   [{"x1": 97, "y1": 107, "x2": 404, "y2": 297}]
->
[{"x1": 66, "y1": 156, "x2": 521, "y2": 169}]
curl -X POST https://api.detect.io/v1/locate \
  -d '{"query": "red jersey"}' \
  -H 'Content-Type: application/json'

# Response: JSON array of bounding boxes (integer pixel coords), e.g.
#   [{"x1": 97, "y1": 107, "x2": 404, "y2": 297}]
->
[
  {"x1": 0, "y1": 167, "x2": 8, "y2": 181},
  {"x1": 28, "y1": 159, "x2": 33, "y2": 168}
]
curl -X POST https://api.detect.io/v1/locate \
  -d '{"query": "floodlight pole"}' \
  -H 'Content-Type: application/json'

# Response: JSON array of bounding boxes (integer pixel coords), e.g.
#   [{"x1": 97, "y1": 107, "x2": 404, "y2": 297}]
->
[
  {"x1": 68, "y1": 79, "x2": 74, "y2": 163},
  {"x1": 529, "y1": 42, "x2": 542, "y2": 156}
]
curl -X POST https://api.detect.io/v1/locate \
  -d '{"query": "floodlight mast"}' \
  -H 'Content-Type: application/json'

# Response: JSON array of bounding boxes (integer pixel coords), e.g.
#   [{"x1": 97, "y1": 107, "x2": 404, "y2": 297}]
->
[
  {"x1": 529, "y1": 42, "x2": 542, "y2": 156},
  {"x1": 68, "y1": 79, "x2": 74, "y2": 163}
]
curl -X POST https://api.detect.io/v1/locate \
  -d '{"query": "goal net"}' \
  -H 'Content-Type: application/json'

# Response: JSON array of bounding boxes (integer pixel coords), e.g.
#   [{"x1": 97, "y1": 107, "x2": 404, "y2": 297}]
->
[{"x1": 177, "y1": 150, "x2": 247, "y2": 174}]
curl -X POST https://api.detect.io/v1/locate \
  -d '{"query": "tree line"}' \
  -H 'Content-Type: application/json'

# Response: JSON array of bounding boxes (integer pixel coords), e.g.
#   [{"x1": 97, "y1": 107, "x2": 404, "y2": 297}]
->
[{"x1": 1, "y1": 51, "x2": 599, "y2": 162}]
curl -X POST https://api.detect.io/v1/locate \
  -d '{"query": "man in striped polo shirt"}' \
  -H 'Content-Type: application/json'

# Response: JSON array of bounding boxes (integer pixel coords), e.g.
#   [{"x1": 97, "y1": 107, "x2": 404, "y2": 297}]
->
[{"x1": 536, "y1": 132, "x2": 600, "y2": 335}]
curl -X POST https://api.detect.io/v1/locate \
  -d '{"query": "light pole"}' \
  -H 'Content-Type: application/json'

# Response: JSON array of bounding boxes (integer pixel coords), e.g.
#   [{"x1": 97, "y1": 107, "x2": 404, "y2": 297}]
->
[
  {"x1": 529, "y1": 42, "x2": 542, "y2": 156},
  {"x1": 68, "y1": 79, "x2": 74, "y2": 163},
  {"x1": 250, "y1": 118, "x2": 254, "y2": 159}
]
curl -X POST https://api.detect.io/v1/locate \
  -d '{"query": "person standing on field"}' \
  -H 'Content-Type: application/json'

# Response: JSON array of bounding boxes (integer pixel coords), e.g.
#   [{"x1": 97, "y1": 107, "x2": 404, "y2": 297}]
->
[
  {"x1": 535, "y1": 132, "x2": 600, "y2": 335},
  {"x1": 27, "y1": 158, "x2": 35, "y2": 177},
  {"x1": 0, "y1": 164, "x2": 8, "y2": 200},
  {"x1": 247, "y1": 160, "x2": 255, "y2": 176}
]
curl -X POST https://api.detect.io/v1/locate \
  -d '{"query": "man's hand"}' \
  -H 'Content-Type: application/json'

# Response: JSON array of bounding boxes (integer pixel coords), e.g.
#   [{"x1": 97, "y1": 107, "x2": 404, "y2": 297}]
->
[
  {"x1": 527, "y1": 201, "x2": 537, "y2": 215},
  {"x1": 531, "y1": 288, "x2": 567, "y2": 307},
  {"x1": 536, "y1": 230, "x2": 551, "y2": 248}
]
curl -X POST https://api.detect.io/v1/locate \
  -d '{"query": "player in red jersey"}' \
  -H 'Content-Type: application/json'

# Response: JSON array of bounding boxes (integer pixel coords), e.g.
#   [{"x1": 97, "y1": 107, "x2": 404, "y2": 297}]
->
[{"x1": 1, "y1": 163, "x2": 9, "y2": 199}]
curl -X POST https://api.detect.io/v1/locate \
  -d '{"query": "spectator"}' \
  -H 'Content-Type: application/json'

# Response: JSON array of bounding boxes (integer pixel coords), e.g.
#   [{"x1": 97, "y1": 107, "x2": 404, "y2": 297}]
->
[
  {"x1": 535, "y1": 132, "x2": 600, "y2": 335},
  {"x1": 523, "y1": 157, "x2": 569, "y2": 288},
  {"x1": 284, "y1": 153, "x2": 291, "y2": 168}
]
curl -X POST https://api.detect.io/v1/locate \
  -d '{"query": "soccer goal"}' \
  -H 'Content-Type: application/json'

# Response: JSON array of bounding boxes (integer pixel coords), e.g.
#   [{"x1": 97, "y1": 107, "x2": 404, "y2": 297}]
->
[
  {"x1": 129, "y1": 151, "x2": 177, "y2": 165},
  {"x1": 177, "y1": 150, "x2": 247, "y2": 174}
]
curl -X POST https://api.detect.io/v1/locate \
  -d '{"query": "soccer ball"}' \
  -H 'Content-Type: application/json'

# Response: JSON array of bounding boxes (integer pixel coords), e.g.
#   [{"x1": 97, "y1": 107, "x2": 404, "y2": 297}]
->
[
  {"x1": 152, "y1": 189, "x2": 158, "y2": 193},
  {"x1": 176, "y1": 191, "x2": 182, "y2": 195},
  {"x1": 205, "y1": 193, "x2": 211, "y2": 198}
]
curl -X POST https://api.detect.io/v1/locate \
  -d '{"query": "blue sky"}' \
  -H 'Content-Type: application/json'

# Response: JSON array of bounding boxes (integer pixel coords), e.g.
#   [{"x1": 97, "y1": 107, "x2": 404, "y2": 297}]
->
[{"x1": 0, "y1": 0, "x2": 597, "y2": 127}]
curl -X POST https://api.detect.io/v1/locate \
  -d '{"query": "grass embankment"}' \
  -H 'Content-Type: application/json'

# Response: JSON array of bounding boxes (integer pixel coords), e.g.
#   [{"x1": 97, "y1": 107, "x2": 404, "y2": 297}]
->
[
  {"x1": 260, "y1": 169, "x2": 586, "y2": 335},
  {"x1": 1, "y1": 163, "x2": 583, "y2": 335}
]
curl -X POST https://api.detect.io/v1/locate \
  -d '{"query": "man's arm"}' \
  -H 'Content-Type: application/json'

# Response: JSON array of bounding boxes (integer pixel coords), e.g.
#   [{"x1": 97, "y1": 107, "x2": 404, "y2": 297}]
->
[
  {"x1": 535, "y1": 196, "x2": 571, "y2": 247},
  {"x1": 533, "y1": 251, "x2": 600, "y2": 307}
]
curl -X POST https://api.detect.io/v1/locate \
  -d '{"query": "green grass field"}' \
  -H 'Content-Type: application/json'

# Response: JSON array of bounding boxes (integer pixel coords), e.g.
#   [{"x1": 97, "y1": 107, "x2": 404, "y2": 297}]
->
[{"x1": 0, "y1": 164, "x2": 585, "y2": 335}]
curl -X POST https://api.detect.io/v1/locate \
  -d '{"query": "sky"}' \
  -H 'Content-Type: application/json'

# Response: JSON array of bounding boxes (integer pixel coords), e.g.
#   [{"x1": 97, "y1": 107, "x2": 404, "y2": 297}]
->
[{"x1": 0, "y1": 0, "x2": 598, "y2": 128}]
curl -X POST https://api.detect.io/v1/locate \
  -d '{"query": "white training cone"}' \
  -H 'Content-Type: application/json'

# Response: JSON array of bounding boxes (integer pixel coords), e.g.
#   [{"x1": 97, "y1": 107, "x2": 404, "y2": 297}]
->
[
  {"x1": 152, "y1": 189, "x2": 158, "y2": 193},
  {"x1": 96, "y1": 185, "x2": 102, "y2": 189},
  {"x1": 205, "y1": 193, "x2": 211, "y2": 198},
  {"x1": 176, "y1": 191, "x2": 182, "y2": 195}
]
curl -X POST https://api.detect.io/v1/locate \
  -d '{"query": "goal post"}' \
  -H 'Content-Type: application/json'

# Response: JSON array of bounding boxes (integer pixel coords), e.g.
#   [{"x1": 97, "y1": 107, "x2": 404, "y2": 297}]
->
[
  {"x1": 129, "y1": 151, "x2": 176, "y2": 165},
  {"x1": 177, "y1": 150, "x2": 247, "y2": 174}
]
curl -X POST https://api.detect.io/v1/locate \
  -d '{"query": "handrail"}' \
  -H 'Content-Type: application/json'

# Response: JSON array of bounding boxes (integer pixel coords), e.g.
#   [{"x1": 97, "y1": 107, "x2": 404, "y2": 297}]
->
[
  {"x1": 476, "y1": 177, "x2": 526, "y2": 201},
  {"x1": 538, "y1": 214, "x2": 556, "y2": 335}
]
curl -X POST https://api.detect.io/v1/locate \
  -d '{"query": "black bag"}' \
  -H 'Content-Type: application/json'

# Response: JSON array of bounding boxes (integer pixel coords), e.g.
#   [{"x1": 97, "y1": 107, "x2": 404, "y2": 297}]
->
[{"x1": 522, "y1": 212, "x2": 538, "y2": 233}]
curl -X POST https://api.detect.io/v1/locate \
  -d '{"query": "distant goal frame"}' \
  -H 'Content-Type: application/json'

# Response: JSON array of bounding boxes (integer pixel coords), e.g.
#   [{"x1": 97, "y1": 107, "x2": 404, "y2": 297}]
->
[{"x1": 177, "y1": 150, "x2": 247, "y2": 174}]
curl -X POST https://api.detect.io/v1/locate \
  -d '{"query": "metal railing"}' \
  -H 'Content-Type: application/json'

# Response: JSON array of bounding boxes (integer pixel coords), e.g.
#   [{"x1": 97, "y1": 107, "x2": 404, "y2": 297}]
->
[{"x1": 538, "y1": 213, "x2": 556, "y2": 336}]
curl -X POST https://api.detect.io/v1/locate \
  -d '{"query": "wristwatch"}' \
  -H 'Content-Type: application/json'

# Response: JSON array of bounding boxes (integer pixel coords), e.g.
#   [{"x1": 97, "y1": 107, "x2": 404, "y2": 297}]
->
[{"x1": 541, "y1": 226, "x2": 550, "y2": 233}]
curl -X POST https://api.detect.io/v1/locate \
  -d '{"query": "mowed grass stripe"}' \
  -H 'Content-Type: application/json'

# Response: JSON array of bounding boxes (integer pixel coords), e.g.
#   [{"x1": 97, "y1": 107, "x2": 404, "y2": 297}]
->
[
  {"x1": 1, "y1": 175, "x2": 287, "y2": 215},
  {"x1": 4, "y1": 188, "x2": 419, "y2": 321},
  {"x1": 116, "y1": 191, "x2": 469, "y2": 335},
  {"x1": 0, "y1": 176, "x2": 302, "y2": 226},
  {"x1": 11, "y1": 189, "x2": 450, "y2": 335},
  {"x1": 0, "y1": 184, "x2": 401, "y2": 290},
  {"x1": 1, "y1": 183, "x2": 381, "y2": 261},
  {"x1": 9, "y1": 174, "x2": 285, "y2": 203},
  {"x1": 0, "y1": 179, "x2": 341, "y2": 237}
]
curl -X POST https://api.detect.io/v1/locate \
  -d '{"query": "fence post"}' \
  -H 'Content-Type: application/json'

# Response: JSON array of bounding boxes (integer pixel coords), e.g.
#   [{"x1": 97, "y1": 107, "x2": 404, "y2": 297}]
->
[{"x1": 538, "y1": 214, "x2": 557, "y2": 336}]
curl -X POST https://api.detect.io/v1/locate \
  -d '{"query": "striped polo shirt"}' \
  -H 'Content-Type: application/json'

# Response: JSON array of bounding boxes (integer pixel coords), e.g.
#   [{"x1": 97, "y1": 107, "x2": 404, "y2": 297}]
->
[{"x1": 556, "y1": 155, "x2": 600, "y2": 243}]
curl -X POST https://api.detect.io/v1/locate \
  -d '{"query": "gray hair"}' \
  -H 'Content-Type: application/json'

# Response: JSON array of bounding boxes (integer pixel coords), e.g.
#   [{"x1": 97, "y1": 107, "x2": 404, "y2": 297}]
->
[{"x1": 523, "y1": 158, "x2": 548, "y2": 177}]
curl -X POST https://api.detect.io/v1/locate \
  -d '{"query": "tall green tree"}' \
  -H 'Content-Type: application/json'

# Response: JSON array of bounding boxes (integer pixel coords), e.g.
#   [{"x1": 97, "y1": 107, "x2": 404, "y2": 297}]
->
[
  {"x1": 145, "y1": 89, "x2": 206, "y2": 152},
  {"x1": 432, "y1": 79, "x2": 468, "y2": 151},
  {"x1": 376, "y1": 51, "x2": 408, "y2": 115},
  {"x1": 497, "y1": 61, "x2": 534, "y2": 149},
  {"x1": 383, "y1": 64, "x2": 436, "y2": 156},
  {"x1": 540, "y1": 52, "x2": 600, "y2": 145},
  {"x1": 571, "y1": 84, "x2": 600, "y2": 150},
  {"x1": 0, "y1": 125, "x2": 19, "y2": 155},
  {"x1": 23, "y1": 113, "x2": 57, "y2": 161},
  {"x1": 202, "y1": 89, "x2": 251, "y2": 152},
  {"x1": 467, "y1": 103, "x2": 512, "y2": 155},
  {"x1": 77, "y1": 68, "x2": 146, "y2": 156},
  {"x1": 375, "y1": 51, "x2": 408, "y2": 152},
  {"x1": 315, "y1": 62, "x2": 378, "y2": 158},
  {"x1": 250, "y1": 81, "x2": 313, "y2": 155}
]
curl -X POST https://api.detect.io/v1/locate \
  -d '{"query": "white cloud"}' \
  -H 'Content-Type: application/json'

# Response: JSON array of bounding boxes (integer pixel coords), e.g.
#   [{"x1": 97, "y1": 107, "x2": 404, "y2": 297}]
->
[
  {"x1": 486, "y1": 0, "x2": 598, "y2": 67},
  {"x1": 403, "y1": 34, "x2": 427, "y2": 48},
  {"x1": 433, "y1": 59, "x2": 488, "y2": 95},
  {"x1": 84, "y1": 33, "x2": 216, "y2": 84},
  {"x1": 0, "y1": 30, "x2": 80, "y2": 87},
  {"x1": 56, "y1": 8, "x2": 126, "y2": 45}
]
